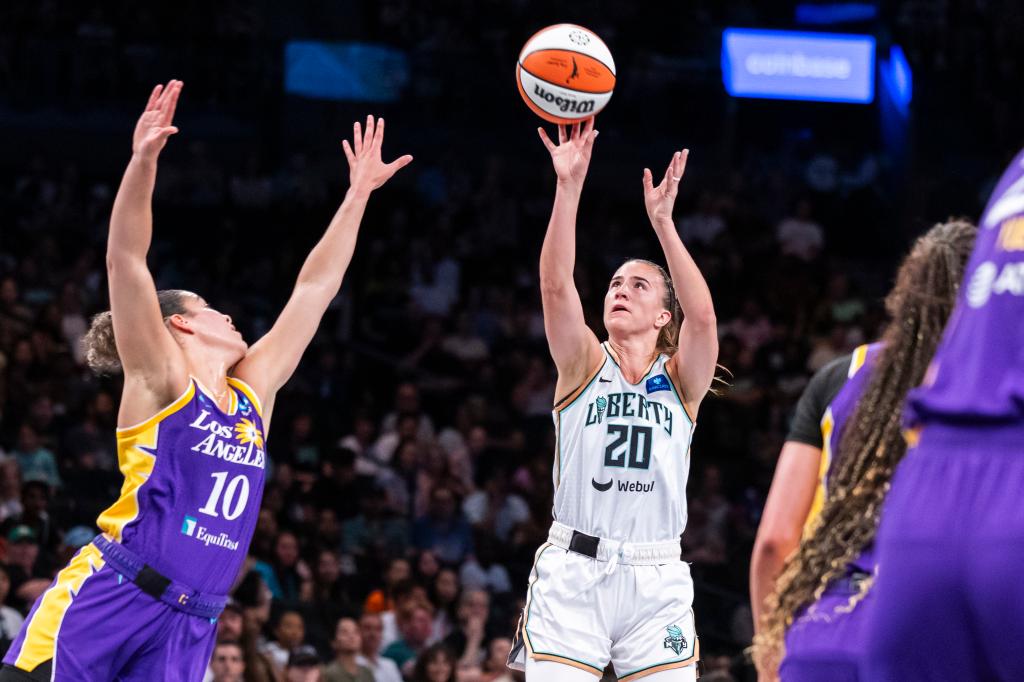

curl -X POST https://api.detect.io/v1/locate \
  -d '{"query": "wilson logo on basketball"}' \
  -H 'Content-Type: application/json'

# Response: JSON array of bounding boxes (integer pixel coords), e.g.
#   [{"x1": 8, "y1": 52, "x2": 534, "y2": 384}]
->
[{"x1": 532, "y1": 84, "x2": 596, "y2": 114}]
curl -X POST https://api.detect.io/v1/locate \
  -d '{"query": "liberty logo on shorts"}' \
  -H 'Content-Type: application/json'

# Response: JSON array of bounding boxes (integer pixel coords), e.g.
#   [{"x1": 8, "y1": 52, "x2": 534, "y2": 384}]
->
[
  {"x1": 663, "y1": 624, "x2": 687, "y2": 655},
  {"x1": 181, "y1": 515, "x2": 198, "y2": 537}
]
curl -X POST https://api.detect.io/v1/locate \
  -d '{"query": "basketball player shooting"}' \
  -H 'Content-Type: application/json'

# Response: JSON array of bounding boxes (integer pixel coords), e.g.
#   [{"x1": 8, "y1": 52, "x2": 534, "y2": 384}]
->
[
  {"x1": 1, "y1": 81, "x2": 411, "y2": 681},
  {"x1": 507, "y1": 118, "x2": 717, "y2": 681}
]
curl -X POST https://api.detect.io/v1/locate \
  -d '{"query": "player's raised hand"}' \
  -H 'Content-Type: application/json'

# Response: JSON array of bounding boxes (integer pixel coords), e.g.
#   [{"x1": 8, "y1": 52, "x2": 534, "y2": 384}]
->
[
  {"x1": 538, "y1": 117, "x2": 598, "y2": 188},
  {"x1": 643, "y1": 149, "x2": 689, "y2": 227},
  {"x1": 342, "y1": 115, "x2": 413, "y2": 194},
  {"x1": 133, "y1": 80, "x2": 182, "y2": 160}
]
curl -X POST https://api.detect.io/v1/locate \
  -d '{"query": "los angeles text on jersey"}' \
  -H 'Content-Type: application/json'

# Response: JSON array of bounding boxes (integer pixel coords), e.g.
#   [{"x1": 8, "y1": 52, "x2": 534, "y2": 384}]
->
[
  {"x1": 583, "y1": 391, "x2": 676, "y2": 436},
  {"x1": 189, "y1": 410, "x2": 266, "y2": 468}
]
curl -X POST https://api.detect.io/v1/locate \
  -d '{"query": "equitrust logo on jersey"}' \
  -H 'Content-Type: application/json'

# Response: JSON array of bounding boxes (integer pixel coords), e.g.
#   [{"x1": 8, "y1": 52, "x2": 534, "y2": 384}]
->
[{"x1": 180, "y1": 515, "x2": 240, "y2": 551}]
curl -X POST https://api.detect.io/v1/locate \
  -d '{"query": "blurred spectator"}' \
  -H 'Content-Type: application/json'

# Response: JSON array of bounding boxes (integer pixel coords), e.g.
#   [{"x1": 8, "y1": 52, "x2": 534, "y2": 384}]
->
[
  {"x1": 209, "y1": 641, "x2": 245, "y2": 682},
  {"x1": 412, "y1": 486, "x2": 473, "y2": 565},
  {"x1": 776, "y1": 199, "x2": 824, "y2": 261},
  {"x1": 11, "y1": 425, "x2": 60, "y2": 489},
  {"x1": 462, "y1": 467, "x2": 529, "y2": 543},
  {"x1": 356, "y1": 612, "x2": 404, "y2": 682},
  {"x1": 3, "y1": 525, "x2": 50, "y2": 612},
  {"x1": 341, "y1": 490, "x2": 410, "y2": 559},
  {"x1": 0, "y1": 565, "x2": 24, "y2": 655},
  {"x1": 429, "y1": 568, "x2": 460, "y2": 641},
  {"x1": 262, "y1": 608, "x2": 317, "y2": 673},
  {"x1": 480, "y1": 637, "x2": 515, "y2": 682},
  {"x1": 285, "y1": 650, "x2": 323, "y2": 682},
  {"x1": 410, "y1": 643, "x2": 457, "y2": 682},
  {"x1": 322, "y1": 617, "x2": 374, "y2": 682},
  {"x1": 679, "y1": 191, "x2": 727, "y2": 246},
  {"x1": 382, "y1": 602, "x2": 436, "y2": 676},
  {"x1": 362, "y1": 557, "x2": 412, "y2": 616},
  {"x1": 380, "y1": 383, "x2": 435, "y2": 445},
  {"x1": 443, "y1": 589, "x2": 492, "y2": 670}
]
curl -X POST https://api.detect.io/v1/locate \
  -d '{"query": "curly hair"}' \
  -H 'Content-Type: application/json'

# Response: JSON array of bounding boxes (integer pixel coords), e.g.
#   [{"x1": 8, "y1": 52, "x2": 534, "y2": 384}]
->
[
  {"x1": 81, "y1": 289, "x2": 198, "y2": 375},
  {"x1": 755, "y1": 219, "x2": 977, "y2": 674}
]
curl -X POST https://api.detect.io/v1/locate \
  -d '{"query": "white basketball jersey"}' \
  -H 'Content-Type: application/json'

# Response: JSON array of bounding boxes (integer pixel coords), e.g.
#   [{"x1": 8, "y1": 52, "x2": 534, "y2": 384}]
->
[{"x1": 552, "y1": 342, "x2": 695, "y2": 543}]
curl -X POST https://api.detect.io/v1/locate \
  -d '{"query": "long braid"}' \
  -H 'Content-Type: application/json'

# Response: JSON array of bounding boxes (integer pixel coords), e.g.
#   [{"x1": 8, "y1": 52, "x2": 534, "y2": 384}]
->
[{"x1": 754, "y1": 220, "x2": 977, "y2": 674}]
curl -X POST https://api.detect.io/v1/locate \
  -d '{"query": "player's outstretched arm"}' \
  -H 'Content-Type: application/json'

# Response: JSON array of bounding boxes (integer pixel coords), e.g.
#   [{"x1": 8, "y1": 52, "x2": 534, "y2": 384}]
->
[
  {"x1": 644, "y1": 150, "x2": 718, "y2": 417},
  {"x1": 537, "y1": 118, "x2": 603, "y2": 401},
  {"x1": 235, "y1": 115, "x2": 412, "y2": 426},
  {"x1": 107, "y1": 81, "x2": 189, "y2": 408},
  {"x1": 750, "y1": 441, "x2": 821, "y2": 640}
]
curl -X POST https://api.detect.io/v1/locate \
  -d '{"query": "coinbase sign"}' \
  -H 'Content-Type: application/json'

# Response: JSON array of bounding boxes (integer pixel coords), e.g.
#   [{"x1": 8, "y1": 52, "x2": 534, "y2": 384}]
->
[{"x1": 722, "y1": 29, "x2": 875, "y2": 103}]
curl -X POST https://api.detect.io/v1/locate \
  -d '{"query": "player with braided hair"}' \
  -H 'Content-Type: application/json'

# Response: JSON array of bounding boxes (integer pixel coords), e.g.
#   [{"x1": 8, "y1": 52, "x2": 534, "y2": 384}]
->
[{"x1": 754, "y1": 219, "x2": 976, "y2": 680}]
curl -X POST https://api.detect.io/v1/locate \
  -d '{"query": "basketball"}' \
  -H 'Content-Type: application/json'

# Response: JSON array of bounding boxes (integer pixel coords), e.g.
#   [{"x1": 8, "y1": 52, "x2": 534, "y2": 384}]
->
[{"x1": 516, "y1": 24, "x2": 616, "y2": 124}]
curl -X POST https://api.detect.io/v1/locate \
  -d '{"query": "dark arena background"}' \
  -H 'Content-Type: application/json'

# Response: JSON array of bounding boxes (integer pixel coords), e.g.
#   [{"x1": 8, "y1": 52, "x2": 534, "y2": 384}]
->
[{"x1": 0, "y1": 2, "x2": 1021, "y2": 681}]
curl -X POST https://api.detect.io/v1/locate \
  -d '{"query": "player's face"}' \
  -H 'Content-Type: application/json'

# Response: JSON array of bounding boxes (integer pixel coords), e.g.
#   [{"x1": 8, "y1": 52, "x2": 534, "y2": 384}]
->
[
  {"x1": 604, "y1": 261, "x2": 670, "y2": 340},
  {"x1": 183, "y1": 298, "x2": 248, "y2": 359}
]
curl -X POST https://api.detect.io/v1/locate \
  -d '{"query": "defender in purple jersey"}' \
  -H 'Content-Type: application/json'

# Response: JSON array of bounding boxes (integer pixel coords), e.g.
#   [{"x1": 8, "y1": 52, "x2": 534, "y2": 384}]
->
[
  {"x1": 864, "y1": 151, "x2": 1024, "y2": 681},
  {"x1": 754, "y1": 221, "x2": 976, "y2": 681},
  {"x1": 1, "y1": 81, "x2": 413, "y2": 681}
]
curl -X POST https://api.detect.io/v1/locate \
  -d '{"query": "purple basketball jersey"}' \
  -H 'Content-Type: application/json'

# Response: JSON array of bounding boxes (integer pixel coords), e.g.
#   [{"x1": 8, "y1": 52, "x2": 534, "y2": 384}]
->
[
  {"x1": 823, "y1": 343, "x2": 882, "y2": 492},
  {"x1": 906, "y1": 149, "x2": 1024, "y2": 428},
  {"x1": 98, "y1": 377, "x2": 267, "y2": 595}
]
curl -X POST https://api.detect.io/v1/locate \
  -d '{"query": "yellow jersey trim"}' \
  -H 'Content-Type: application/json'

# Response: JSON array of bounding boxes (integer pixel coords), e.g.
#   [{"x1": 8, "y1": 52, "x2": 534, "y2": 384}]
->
[
  {"x1": 227, "y1": 376, "x2": 264, "y2": 418},
  {"x1": 14, "y1": 544, "x2": 105, "y2": 671}
]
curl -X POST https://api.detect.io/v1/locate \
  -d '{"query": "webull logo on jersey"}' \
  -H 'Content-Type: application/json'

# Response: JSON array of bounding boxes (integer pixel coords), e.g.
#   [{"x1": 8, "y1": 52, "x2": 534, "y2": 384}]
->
[
  {"x1": 189, "y1": 411, "x2": 265, "y2": 468},
  {"x1": 584, "y1": 392, "x2": 674, "y2": 436}
]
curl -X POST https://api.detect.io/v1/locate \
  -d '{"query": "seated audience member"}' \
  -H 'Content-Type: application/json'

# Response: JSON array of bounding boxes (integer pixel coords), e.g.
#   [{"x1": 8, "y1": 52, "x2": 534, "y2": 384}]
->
[
  {"x1": 286, "y1": 651, "x2": 323, "y2": 682},
  {"x1": 263, "y1": 608, "x2": 319, "y2": 673},
  {"x1": 322, "y1": 617, "x2": 374, "y2": 682},
  {"x1": 356, "y1": 611, "x2": 403, "y2": 682},
  {"x1": 411, "y1": 643, "x2": 457, "y2": 682},
  {"x1": 383, "y1": 602, "x2": 436, "y2": 677},
  {"x1": 209, "y1": 641, "x2": 245, "y2": 682}
]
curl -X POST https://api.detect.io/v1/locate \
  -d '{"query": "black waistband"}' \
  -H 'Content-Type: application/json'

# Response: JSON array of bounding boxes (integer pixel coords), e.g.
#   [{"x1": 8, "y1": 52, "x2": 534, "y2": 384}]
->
[{"x1": 569, "y1": 530, "x2": 600, "y2": 558}]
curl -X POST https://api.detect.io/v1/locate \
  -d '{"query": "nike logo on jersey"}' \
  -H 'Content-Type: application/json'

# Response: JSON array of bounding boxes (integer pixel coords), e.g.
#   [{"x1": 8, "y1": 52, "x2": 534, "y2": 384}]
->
[
  {"x1": 591, "y1": 478, "x2": 613, "y2": 492},
  {"x1": 599, "y1": 377, "x2": 612, "y2": 383}
]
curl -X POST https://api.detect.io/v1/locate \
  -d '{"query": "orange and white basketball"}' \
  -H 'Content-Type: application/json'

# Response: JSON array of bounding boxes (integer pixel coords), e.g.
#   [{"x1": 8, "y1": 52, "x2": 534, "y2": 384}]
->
[{"x1": 516, "y1": 24, "x2": 616, "y2": 124}]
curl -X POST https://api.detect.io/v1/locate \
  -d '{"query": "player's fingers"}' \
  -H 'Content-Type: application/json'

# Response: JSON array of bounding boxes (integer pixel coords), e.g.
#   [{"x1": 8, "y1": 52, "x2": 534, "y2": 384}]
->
[
  {"x1": 373, "y1": 117, "x2": 385, "y2": 149},
  {"x1": 342, "y1": 139, "x2": 355, "y2": 165},
  {"x1": 584, "y1": 116, "x2": 595, "y2": 136},
  {"x1": 353, "y1": 122, "x2": 363, "y2": 154},
  {"x1": 364, "y1": 115, "x2": 375, "y2": 149},
  {"x1": 558, "y1": 124, "x2": 567, "y2": 145},
  {"x1": 388, "y1": 154, "x2": 414, "y2": 172},
  {"x1": 663, "y1": 151, "x2": 679, "y2": 186},
  {"x1": 571, "y1": 121, "x2": 581, "y2": 142},
  {"x1": 676, "y1": 149, "x2": 690, "y2": 179},
  {"x1": 643, "y1": 168, "x2": 654, "y2": 193},
  {"x1": 161, "y1": 82, "x2": 182, "y2": 126},
  {"x1": 145, "y1": 84, "x2": 163, "y2": 111},
  {"x1": 537, "y1": 127, "x2": 557, "y2": 152}
]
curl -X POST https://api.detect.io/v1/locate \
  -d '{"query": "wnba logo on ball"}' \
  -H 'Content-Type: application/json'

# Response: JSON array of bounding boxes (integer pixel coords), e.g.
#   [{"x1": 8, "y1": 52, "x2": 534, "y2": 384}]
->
[{"x1": 532, "y1": 85, "x2": 596, "y2": 114}]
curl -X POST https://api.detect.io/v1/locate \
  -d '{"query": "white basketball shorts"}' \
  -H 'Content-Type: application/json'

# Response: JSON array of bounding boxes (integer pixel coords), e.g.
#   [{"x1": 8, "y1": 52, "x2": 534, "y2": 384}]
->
[{"x1": 508, "y1": 522, "x2": 699, "y2": 679}]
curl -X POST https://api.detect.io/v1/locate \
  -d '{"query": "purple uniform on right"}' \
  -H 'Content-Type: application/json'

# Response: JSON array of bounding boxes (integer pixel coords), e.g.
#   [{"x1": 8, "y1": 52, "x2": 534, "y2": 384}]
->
[{"x1": 863, "y1": 150, "x2": 1024, "y2": 680}]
